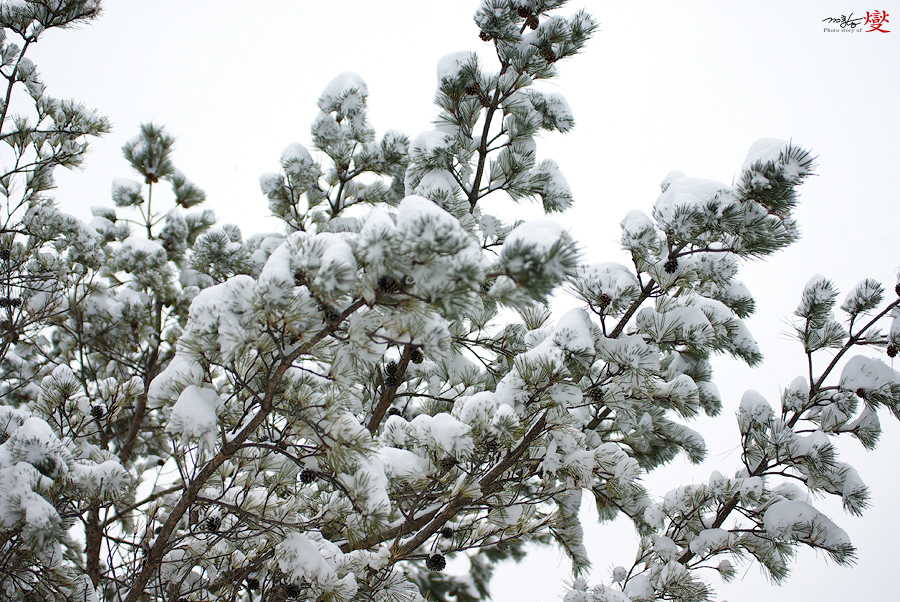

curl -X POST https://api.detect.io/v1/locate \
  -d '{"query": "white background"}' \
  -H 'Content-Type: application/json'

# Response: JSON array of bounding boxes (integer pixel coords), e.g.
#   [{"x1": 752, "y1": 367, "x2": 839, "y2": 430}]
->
[{"x1": 23, "y1": 1, "x2": 900, "y2": 600}]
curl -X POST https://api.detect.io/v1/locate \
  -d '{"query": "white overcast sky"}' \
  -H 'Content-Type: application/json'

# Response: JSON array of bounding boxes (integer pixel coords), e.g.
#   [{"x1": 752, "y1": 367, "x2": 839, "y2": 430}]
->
[{"x1": 24, "y1": 1, "x2": 900, "y2": 601}]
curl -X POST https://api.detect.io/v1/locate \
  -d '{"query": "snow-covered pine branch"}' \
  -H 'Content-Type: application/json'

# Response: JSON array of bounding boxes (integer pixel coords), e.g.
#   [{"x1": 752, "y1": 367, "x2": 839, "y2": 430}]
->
[{"x1": 1, "y1": 2, "x2": 898, "y2": 602}]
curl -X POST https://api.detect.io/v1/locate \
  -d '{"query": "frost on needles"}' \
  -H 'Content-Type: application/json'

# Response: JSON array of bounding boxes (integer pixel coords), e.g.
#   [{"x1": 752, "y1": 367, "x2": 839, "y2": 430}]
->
[{"x1": 1, "y1": 1, "x2": 900, "y2": 602}]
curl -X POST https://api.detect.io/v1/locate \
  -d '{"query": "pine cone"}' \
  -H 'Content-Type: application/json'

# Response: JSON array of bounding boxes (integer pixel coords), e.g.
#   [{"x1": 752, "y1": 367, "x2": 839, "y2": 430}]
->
[
  {"x1": 321, "y1": 305, "x2": 341, "y2": 324},
  {"x1": 479, "y1": 31, "x2": 493, "y2": 41},
  {"x1": 385, "y1": 374, "x2": 399, "y2": 389},
  {"x1": 541, "y1": 48, "x2": 557, "y2": 63},
  {"x1": 285, "y1": 583, "x2": 302, "y2": 597},
  {"x1": 300, "y1": 468, "x2": 318, "y2": 484},
  {"x1": 440, "y1": 527, "x2": 454, "y2": 538},
  {"x1": 888, "y1": 345, "x2": 897, "y2": 358},
  {"x1": 856, "y1": 387, "x2": 868, "y2": 400},
  {"x1": 663, "y1": 258, "x2": 678, "y2": 274},
  {"x1": 895, "y1": 283, "x2": 900, "y2": 297},
  {"x1": 410, "y1": 348, "x2": 425, "y2": 364},
  {"x1": 293, "y1": 270, "x2": 306, "y2": 286},
  {"x1": 590, "y1": 388, "x2": 604, "y2": 402},
  {"x1": 387, "y1": 407, "x2": 402, "y2": 417},
  {"x1": 0, "y1": 248, "x2": 9, "y2": 261},
  {"x1": 385, "y1": 360, "x2": 399, "y2": 376},
  {"x1": 90, "y1": 405, "x2": 106, "y2": 419},
  {"x1": 525, "y1": 14, "x2": 538, "y2": 29},
  {"x1": 426, "y1": 553, "x2": 447, "y2": 571},
  {"x1": 496, "y1": 539, "x2": 509, "y2": 551},
  {"x1": 0, "y1": 298, "x2": 9, "y2": 308},
  {"x1": 247, "y1": 577, "x2": 260, "y2": 591},
  {"x1": 465, "y1": 83, "x2": 480, "y2": 96},
  {"x1": 206, "y1": 516, "x2": 221, "y2": 532},
  {"x1": 440, "y1": 456, "x2": 457, "y2": 471},
  {"x1": 598, "y1": 293, "x2": 612, "y2": 308},
  {"x1": 320, "y1": 524, "x2": 340, "y2": 540},
  {"x1": 377, "y1": 274, "x2": 401, "y2": 294},
  {"x1": 517, "y1": 5, "x2": 530, "y2": 18}
]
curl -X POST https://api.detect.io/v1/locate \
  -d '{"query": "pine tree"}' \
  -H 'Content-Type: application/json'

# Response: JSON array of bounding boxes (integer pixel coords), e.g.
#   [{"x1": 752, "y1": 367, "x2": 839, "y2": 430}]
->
[
  {"x1": 0, "y1": 2, "x2": 114, "y2": 600},
  {"x1": 1, "y1": 2, "x2": 899, "y2": 602}
]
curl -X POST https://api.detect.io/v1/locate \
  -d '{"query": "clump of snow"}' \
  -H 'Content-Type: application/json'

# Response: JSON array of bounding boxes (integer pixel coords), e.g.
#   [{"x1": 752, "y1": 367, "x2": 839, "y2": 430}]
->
[
  {"x1": 653, "y1": 176, "x2": 733, "y2": 232},
  {"x1": 502, "y1": 220, "x2": 570, "y2": 265},
  {"x1": 111, "y1": 178, "x2": 144, "y2": 207},
  {"x1": 515, "y1": 336, "x2": 566, "y2": 379},
  {"x1": 339, "y1": 453, "x2": 391, "y2": 518},
  {"x1": 688, "y1": 528, "x2": 730, "y2": 555},
  {"x1": 840, "y1": 355, "x2": 899, "y2": 397},
  {"x1": 411, "y1": 412, "x2": 473, "y2": 459},
  {"x1": 436, "y1": 51, "x2": 476, "y2": 86},
  {"x1": 111, "y1": 178, "x2": 141, "y2": 195},
  {"x1": 147, "y1": 353, "x2": 208, "y2": 408},
  {"x1": 781, "y1": 376, "x2": 810, "y2": 413},
  {"x1": 280, "y1": 142, "x2": 317, "y2": 181},
  {"x1": 738, "y1": 390, "x2": 773, "y2": 433},
  {"x1": 740, "y1": 476, "x2": 763, "y2": 503},
  {"x1": 396, "y1": 195, "x2": 474, "y2": 256},
  {"x1": 595, "y1": 443, "x2": 640, "y2": 483},
  {"x1": 595, "y1": 332, "x2": 659, "y2": 373},
  {"x1": 356, "y1": 208, "x2": 397, "y2": 269},
  {"x1": 772, "y1": 481, "x2": 809, "y2": 502},
  {"x1": 652, "y1": 534, "x2": 679, "y2": 561},
  {"x1": 840, "y1": 278, "x2": 883, "y2": 316},
  {"x1": 741, "y1": 137, "x2": 790, "y2": 173},
  {"x1": 796, "y1": 275, "x2": 838, "y2": 320},
  {"x1": 6, "y1": 417, "x2": 71, "y2": 480},
  {"x1": 551, "y1": 309, "x2": 595, "y2": 356},
  {"x1": 318, "y1": 71, "x2": 368, "y2": 115},
  {"x1": 414, "y1": 169, "x2": 461, "y2": 200},
  {"x1": 574, "y1": 262, "x2": 640, "y2": 316},
  {"x1": 623, "y1": 574, "x2": 654, "y2": 600},
  {"x1": 528, "y1": 90, "x2": 574, "y2": 132},
  {"x1": 635, "y1": 305, "x2": 714, "y2": 349},
  {"x1": 259, "y1": 172, "x2": 283, "y2": 195},
  {"x1": 763, "y1": 500, "x2": 850, "y2": 549},
  {"x1": 456, "y1": 391, "x2": 500, "y2": 427},
  {"x1": 490, "y1": 404, "x2": 520, "y2": 438},
  {"x1": 166, "y1": 385, "x2": 223, "y2": 455},
  {"x1": 121, "y1": 235, "x2": 165, "y2": 258},
  {"x1": 410, "y1": 130, "x2": 451, "y2": 156},
  {"x1": 620, "y1": 209, "x2": 659, "y2": 253},
  {"x1": 277, "y1": 532, "x2": 358, "y2": 600},
  {"x1": 183, "y1": 275, "x2": 257, "y2": 362},
  {"x1": 660, "y1": 170, "x2": 684, "y2": 193},
  {"x1": 69, "y1": 460, "x2": 131, "y2": 502},
  {"x1": 0, "y1": 463, "x2": 61, "y2": 548},
  {"x1": 381, "y1": 129, "x2": 408, "y2": 155},
  {"x1": 377, "y1": 447, "x2": 428, "y2": 481},
  {"x1": 532, "y1": 159, "x2": 574, "y2": 212},
  {"x1": 313, "y1": 234, "x2": 359, "y2": 299},
  {"x1": 643, "y1": 503, "x2": 665, "y2": 529}
]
